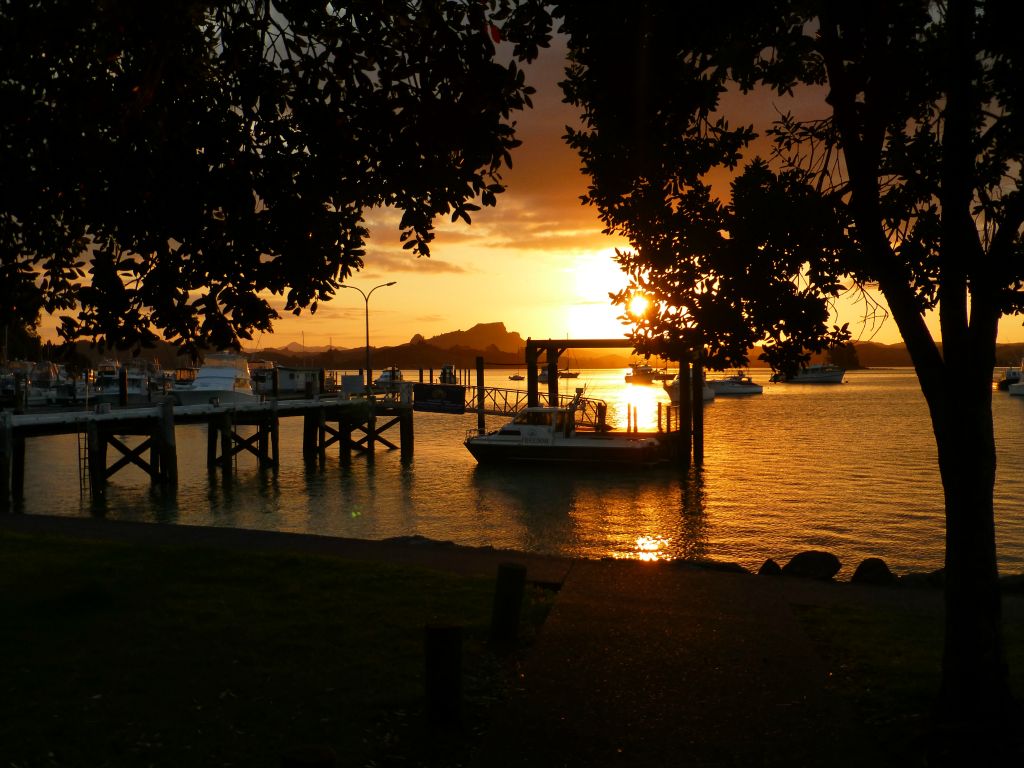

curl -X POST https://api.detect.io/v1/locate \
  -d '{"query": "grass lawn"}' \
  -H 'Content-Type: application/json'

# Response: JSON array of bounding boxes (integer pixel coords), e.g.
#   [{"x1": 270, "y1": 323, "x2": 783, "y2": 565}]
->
[
  {"x1": 1, "y1": 530, "x2": 551, "y2": 768},
  {"x1": 794, "y1": 593, "x2": 1024, "y2": 765}
]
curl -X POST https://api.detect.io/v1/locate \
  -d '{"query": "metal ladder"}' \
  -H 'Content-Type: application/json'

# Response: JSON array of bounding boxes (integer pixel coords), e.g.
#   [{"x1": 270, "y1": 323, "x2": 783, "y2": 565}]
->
[{"x1": 77, "y1": 430, "x2": 90, "y2": 497}]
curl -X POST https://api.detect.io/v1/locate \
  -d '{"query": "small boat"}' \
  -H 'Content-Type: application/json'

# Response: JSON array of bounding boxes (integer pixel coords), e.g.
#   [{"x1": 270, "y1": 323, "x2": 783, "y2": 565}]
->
[
  {"x1": 625, "y1": 363, "x2": 663, "y2": 385},
  {"x1": 508, "y1": 373, "x2": 525, "y2": 381},
  {"x1": 662, "y1": 375, "x2": 715, "y2": 403},
  {"x1": 413, "y1": 364, "x2": 466, "y2": 414},
  {"x1": 93, "y1": 360, "x2": 156, "y2": 406},
  {"x1": 464, "y1": 393, "x2": 669, "y2": 466},
  {"x1": 770, "y1": 363, "x2": 845, "y2": 384},
  {"x1": 1009, "y1": 380, "x2": 1024, "y2": 397},
  {"x1": 998, "y1": 362, "x2": 1023, "y2": 391},
  {"x1": 373, "y1": 366, "x2": 404, "y2": 389},
  {"x1": 173, "y1": 353, "x2": 255, "y2": 406},
  {"x1": 706, "y1": 373, "x2": 763, "y2": 396}
]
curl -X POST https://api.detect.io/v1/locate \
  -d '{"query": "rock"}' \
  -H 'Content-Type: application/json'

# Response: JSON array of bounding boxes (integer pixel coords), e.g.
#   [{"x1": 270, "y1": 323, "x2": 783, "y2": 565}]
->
[
  {"x1": 758, "y1": 558, "x2": 782, "y2": 576},
  {"x1": 781, "y1": 550, "x2": 841, "y2": 580},
  {"x1": 850, "y1": 557, "x2": 897, "y2": 586}
]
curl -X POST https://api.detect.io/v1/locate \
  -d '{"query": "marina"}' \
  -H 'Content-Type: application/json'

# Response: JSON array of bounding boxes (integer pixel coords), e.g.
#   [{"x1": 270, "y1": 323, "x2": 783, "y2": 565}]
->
[{"x1": 4, "y1": 366, "x2": 1024, "y2": 577}]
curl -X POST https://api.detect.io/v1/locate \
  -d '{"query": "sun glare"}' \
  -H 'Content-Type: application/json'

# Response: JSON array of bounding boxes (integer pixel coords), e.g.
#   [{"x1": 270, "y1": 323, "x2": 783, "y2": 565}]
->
[{"x1": 628, "y1": 294, "x2": 650, "y2": 317}]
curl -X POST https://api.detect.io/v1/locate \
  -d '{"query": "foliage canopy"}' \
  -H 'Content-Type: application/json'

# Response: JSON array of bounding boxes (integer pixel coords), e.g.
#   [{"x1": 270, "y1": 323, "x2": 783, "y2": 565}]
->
[
  {"x1": 0, "y1": 0, "x2": 552, "y2": 351},
  {"x1": 559, "y1": 1, "x2": 1023, "y2": 374}
]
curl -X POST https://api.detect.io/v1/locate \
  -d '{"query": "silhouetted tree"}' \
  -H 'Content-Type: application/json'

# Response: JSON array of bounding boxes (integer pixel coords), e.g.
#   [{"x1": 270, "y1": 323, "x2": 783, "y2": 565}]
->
[
  {"x1": 559, "y1": 0, "x2": 1022, "y2": 759},
  {"x1": 0, "y1": 1, "x2": 552, "y2": 351}
]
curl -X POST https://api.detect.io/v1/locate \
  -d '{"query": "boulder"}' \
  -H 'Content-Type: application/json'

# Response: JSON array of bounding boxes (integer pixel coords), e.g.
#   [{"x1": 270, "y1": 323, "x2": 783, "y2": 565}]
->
[
  {"x1": 758, "y1": 558, "x2": 782, "y2": 576},
  {"x1": 781, "y1": 550, "x2": 841, "y2": 581},
  {"x1": 850, "y1": 557, "x2": 898, "y2": 586}
]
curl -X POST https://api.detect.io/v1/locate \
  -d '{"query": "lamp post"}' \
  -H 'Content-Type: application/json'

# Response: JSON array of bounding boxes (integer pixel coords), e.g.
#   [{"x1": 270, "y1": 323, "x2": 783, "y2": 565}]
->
[{"x1": 341, "y1": 281, "x2": 397, "y2": 390}]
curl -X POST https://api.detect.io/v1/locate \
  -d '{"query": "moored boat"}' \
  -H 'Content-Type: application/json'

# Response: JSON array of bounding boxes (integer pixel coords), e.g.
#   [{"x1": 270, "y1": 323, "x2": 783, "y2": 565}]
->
[
  {"x1": 998, "y1": 361, "x2": 1023, "y2": 391},
  {"x1": 172, "y1": 353, "x2": 255, "y2": 406},
  {"x1": 770, "y1": 363, "x2": 845, "y2": 384},
  {"x1": 706, "y1": 373, "x2": 763, "y2": 395},
  {"x1": 464, "y1": 393, "x2": 671, "y2": 466},
  {"x1": 662, "y1": 375, "x2": 715, "y2": 403}
]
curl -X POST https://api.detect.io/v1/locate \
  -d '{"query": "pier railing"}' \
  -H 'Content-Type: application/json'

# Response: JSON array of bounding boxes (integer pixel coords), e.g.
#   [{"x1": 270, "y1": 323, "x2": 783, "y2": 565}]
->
[{"x1": 465, "y1": 386, "x2": 607, "y2": 428}]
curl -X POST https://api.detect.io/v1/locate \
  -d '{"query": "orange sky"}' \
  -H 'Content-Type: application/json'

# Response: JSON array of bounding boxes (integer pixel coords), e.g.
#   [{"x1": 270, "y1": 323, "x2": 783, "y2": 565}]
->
[{"x1": 37, "y1": 37, "x2": 1024, "y2": 351}]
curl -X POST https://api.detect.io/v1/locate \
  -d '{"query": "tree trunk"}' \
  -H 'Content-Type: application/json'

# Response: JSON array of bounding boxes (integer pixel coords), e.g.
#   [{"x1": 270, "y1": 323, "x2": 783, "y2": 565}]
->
[{"x1": 916, "y1": 339, "x2": 1017, "y2": 762}]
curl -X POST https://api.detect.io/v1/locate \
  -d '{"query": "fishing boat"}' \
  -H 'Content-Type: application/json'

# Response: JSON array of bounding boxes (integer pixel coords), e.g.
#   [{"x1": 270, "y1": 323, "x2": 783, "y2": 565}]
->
[
  {"x1": 705, "y1": 373, "x2": 763, "y2": 395},
  {"x1": 770, "y1": 363, "x2": 846, "y2": 384},
  {"x1": 662, "y1": 375, "x2": 716, "y2": 403},
  {"x1": 172, "y1": 353, "x2": 255, "y2": 406},
  {"x1": 464, "y1": 393, "x2": 670, "y2": 466},
  {"x1": 508, "y1": 373, "x2": 525, "y2": 381}
]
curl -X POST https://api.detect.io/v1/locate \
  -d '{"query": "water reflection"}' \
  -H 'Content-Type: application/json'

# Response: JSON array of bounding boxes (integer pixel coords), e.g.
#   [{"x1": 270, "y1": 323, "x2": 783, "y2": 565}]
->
[{"x1": 469, "y1": 463, "x2": 710, "y2": 562}]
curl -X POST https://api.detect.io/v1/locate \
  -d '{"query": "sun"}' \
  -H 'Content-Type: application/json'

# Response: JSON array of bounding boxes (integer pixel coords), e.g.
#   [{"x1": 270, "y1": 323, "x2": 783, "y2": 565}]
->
[{"x1": 628, "y1": 294, "x2": 650, "y2": 317}]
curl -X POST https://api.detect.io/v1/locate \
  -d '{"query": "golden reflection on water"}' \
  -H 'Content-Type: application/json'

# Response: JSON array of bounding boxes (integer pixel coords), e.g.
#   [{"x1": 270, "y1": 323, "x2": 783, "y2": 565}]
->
[{"x1": 631, "y1": 534, "x2": 673, "y2": 562}]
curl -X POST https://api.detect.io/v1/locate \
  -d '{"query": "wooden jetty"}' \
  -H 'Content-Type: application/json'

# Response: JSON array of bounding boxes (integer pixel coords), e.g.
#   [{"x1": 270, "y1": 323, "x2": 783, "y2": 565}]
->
[{"x1": 0, "y1": 394, "x2": 412, "y2": 508}]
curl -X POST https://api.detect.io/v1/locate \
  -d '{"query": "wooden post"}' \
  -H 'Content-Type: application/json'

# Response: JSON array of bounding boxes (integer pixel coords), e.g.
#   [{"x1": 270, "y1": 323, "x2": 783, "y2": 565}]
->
[
  {"x1": 207, "y1": 414, "x2": 218, "y2": 469},
  {"x1": 157, "y1": 397, "x2": 177, "y2": 484},
  {"x1": 272, "y1": 367, "x2": 280, "y2": 398},
  {"x1": 476, "y1": 356, "x2": 485, "y2": 434},
  {"x1": 546, "y1": 353, "x2": 559, "y2": 406},
  {"x1": 317, "y1": 405, "x2": 326, "y2": 461},
  {"x1": 0, "y1": 411, "x2": 12, "y2": 509},
  {"x1": 400, "y1": 407, "x2": 414, "y2": 461},
  {"x1": 87, "y1": 421, "x2": 107, "y2": 495},
  {"x1": 340, "y1": 416, "x2": 352, "y2": 465},
  {"x1": 11, "y1": 432, "x2": 25, "y2": 500},
  {"x1": 526, "y1": 340, "x2": 539, "y2": 407},
  {"x1": 118, "y1": 366, "x2": 128, "y2": 407},
  {"x1": 692, "y1": 358, "x2": 704, "y2": 466},
  {"x1": 270, "y1": 406, "x2": 280, "y2": 469},
  {"x1": 367, "y1": 407, "x2": 377, "y2": 456},
  {"x1": 678, "y1": 361, "x2": 692, "y2": 468},
  {"x1": 424, "y1": 625, "x2": 462, "y2": 729},
  {"x1": 302, "y1": 410, "x2": 318, "y2": 458},
  {"x1": 219, "y1": 411, "x2": 232, "y2": 472},
  {"x1": 490, "y1": 562, "x2": 527, "y2": 649},
  {"x1": 318, "y1": 368, "x2": 326, "y2": 395}
]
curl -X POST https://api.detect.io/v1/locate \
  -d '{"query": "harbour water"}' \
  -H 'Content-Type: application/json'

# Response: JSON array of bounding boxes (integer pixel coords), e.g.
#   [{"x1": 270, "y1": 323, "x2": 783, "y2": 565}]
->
[{"x1": 10, "y1": 368, "x2": 1024, "y2": 577}]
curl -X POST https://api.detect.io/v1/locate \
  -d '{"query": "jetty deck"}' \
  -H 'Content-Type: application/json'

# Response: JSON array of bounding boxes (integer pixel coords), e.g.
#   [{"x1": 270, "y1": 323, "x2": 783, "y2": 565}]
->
[{"x1": 0, "y1": 395, "x2": 411, "y2": 508}]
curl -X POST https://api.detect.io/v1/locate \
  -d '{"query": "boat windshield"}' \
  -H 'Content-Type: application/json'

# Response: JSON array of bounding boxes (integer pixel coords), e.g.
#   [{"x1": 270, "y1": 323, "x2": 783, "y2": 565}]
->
[{"x1": 512, "y1": 410, "x2": 568, "y2": 430}]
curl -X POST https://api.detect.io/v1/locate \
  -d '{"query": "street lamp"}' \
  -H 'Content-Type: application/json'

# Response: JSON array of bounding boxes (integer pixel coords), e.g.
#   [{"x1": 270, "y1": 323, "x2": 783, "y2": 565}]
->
[{"x1": 341, "y1": 281, "x2": 397, "y2": 390}]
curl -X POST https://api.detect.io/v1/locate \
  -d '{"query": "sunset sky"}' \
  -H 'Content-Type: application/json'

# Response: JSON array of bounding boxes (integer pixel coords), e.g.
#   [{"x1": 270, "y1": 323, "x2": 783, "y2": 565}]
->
[{"x1": 36, "y1": 36, "x2": 1024, "y2": 352}]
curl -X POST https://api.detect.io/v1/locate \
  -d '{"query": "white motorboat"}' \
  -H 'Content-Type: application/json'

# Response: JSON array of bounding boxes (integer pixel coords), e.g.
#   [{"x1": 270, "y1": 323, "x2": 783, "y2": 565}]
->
[
  {"x1": 464, "y1": 394, "x2": 670, "y2": 466},
  {"x1": 373, "y1": 367, "x2": 404, "y2": 389},
  {"x1": 662, "y1": 375, "x2": 715, "y2": 403},
  {"x1": 93, "y1": 360, "x2": 156, "y2": 406},
  {"x1": 625, "y1": 363, "x2": 663, "y2": 385},
  {"x1": 1009, "y1": 380, "x2": 1024, "y2": 397},
  {"x1": 998, "y1": 361, "x2": 1023, "y2": 391},
  {"x1": 706, "y1": 374, "x2": 763, "y2": 395},
  {"x1": 770, "y1": 363, "x2": 845, "y2": 384},
  {"x1": 173, "y1": 353, "x2": 255, "y2": 406}
]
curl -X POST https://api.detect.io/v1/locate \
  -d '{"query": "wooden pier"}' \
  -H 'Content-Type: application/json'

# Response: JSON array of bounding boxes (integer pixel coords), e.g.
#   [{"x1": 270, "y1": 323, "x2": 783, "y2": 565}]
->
[{"x1": 0, "y1": 395, "x2": 412, "y2": 508}]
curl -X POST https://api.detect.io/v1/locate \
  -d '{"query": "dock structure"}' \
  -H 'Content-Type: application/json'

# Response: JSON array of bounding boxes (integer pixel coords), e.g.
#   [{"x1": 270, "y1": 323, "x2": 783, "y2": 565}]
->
[{"x1": 0, "y1": 394, "x2": 410, "y2": 509}]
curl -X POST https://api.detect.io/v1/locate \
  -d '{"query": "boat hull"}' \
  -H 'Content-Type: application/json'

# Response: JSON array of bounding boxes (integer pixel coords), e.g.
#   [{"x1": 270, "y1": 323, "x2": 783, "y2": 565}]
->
[
  {"x1": 465, "y1": 433, "x2": 672, "y2": 466},
  {"x1": 173, "y1": 388, "x2": 257, "y2": 406}
]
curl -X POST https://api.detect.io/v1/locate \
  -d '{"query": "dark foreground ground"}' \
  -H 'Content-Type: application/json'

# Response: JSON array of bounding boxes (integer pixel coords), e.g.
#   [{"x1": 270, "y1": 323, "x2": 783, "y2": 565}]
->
[{"x1": 2, "y1": 514, "x2": 1022, "y2": 767}]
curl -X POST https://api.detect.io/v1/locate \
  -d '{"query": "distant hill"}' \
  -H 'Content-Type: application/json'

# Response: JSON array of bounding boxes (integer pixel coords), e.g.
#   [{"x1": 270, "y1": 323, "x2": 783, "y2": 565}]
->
[
  {"x1": 33, "y1": 326, "x2": 1024, "y2": 372},
  {"x1": 417, "y1": 322, "x2": 526, "y2": 354}
]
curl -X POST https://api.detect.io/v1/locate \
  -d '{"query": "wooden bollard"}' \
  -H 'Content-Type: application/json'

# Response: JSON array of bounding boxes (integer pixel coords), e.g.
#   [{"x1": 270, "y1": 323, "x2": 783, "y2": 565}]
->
[
  {"x1": 424, "y1": 624, "x2": 462, "y2": 729},
  {"x1": 280, "y1": 744, "x2": 337, "y2": 768},
  {"x1": 490, "y1": 562, "x2": 527, "y2": 648}
]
